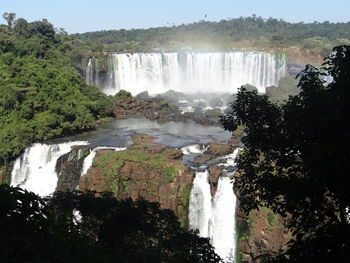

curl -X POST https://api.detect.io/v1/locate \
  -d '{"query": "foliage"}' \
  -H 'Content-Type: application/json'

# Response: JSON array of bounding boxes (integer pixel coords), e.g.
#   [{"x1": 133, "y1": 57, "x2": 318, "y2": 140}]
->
[
  {"x1": 164, "y1": 165, "x2": 178, "y2": 182},
  {"x1": 0, "y1": 15, "x2": 113, "y2": 165},
  {"x1": 220, "y1": 46, "x2": 350, "y2": 263},
  {"x1": 266, "y1": 75, "x2": 300, "y2": 103},
  {"x1": 0, "y1": 184, "x2": 221, "y2": 263},
  {"x1": 241, "y1": 84, "x2": 258, "y2": 92},
  {"x1": 232, "y1": 125, "x2": 245, "y2": 137},
  {"x1": 114, "y1": 89, "x2": 132, "y2": 100},
  {"x1": 181, "y1": 186, "x2": 191, "y2": 208},
  {"x1": 205, "y1": 108, "x2": 222, "y2": 119},
  {"x1": 209, "y1": 97, "x2": 224, "y2": 108},
  {"x1": 75, "y1": 16, "x2": 350, "y2": 62}
]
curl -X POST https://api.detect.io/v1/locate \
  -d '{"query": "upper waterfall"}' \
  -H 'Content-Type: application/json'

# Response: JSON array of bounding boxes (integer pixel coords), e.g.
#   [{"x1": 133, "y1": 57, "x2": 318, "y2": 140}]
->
[{"x1": 85, "y1": 51, "x2": 286, "y2": 95}]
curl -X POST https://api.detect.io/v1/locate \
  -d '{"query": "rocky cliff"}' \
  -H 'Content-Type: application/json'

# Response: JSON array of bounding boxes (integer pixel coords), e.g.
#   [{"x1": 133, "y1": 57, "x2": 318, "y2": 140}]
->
[
  {"x1": 235, "y1": 206, "x2": 292, "y2": 263},
  {"x1": 79, "y1": 134, "x2": 194, "y2": 226}
]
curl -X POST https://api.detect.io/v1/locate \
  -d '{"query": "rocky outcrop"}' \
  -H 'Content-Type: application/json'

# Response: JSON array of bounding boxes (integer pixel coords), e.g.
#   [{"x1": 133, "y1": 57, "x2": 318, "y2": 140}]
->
[
  {"x1": 0, "y1": 166, "x2": 8, "y2": 184},
  {"x1": 208, "y1": 164, "x2": 222, "y2": 196},
  {"x1": 236, "y1": 205, "x2": 292, "y2": 263},
  {"x1": 113, "y1": 98, "x2": 188, "y2": 123},
  {"x1": 55, "y1": 146, "x2": 89, "y2": 191},
  {"x1": 0, "y1": 163, "x2": 13, "y2": 185},
  {"x1": 205, "y1": 142, "x2": 233, "y2": 156},
  {"x1": 112, "y1": 97, "x2": 218, "y2": 126},
  {"x1": 79, "y1": 134, "x2": 194, "y2": 226}
]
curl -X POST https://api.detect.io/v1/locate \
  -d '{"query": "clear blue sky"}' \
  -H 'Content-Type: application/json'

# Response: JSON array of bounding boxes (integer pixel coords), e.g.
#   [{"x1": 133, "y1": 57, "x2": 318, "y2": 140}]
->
[{"x1": 1, "y1": 0, "x2": 349, "y2": 34}]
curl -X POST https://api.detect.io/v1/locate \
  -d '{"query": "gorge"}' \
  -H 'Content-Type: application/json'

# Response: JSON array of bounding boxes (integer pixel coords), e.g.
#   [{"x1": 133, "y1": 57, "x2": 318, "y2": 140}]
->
[
  {"x1": 9, "y1": 49, "x2": 291, "y2": 262},
  {"x1": 10, "y1": 118, "x2": 242, "y2": 261}
]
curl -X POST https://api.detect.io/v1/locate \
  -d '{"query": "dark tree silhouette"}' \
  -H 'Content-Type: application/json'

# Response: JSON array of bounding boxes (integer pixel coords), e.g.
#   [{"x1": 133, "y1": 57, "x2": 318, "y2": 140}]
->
[
  {"x1": 2, "y1": 12, "x2": 16, "y2": 27},
  {"x1": 0, "y1": 185, "x2": 221, "y2": 263},
  {"x1": 220, "y1": 45, "x2": 350, "y2": 263}
]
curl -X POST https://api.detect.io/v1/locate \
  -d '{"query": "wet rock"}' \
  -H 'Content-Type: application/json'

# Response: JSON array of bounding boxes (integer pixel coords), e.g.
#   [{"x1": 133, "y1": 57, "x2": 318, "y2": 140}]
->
[
  {"x1": 55, "y1": 146, "x2": 90, "y2": 191},
  {"x1": 208, "y1": 164, "x2": 222, "y2": 196},
  {"x1": 193, "y1": 155, "x2": 214, "y2": 164},
  {"x1": 205, "y1": 142, "x2": 233, "y2": 156}
]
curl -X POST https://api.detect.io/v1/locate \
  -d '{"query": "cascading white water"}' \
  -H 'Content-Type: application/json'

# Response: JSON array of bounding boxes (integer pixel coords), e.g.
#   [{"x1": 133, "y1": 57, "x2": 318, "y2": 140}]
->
[
  {"x1": 223, "y1": 148, "x2": 242, "y2": 167},
  {"x1": 189, "y1": 148, "x2": 241, "y2": 262},
  {"x1": 11, "y1": 141, "x2": 88, "y2": 196},
  {"x1": 188, "y1": 170, "x2": 212, "y2": 237},
  {"x1": 181, "y1": 144, "x2": 208, "y2": 155},
  {"x1": 85, "y1": 58, "x2": 100, "y2": 87},
  {"x1": 81, "y1": 146, "x2": 127, "y2": 176},
  {"x1": 210, "y1": 177, "x2": 237, "y2": 261},
  {"x1": 99, "y1": 52, "x2": 286, "y2": 95}
]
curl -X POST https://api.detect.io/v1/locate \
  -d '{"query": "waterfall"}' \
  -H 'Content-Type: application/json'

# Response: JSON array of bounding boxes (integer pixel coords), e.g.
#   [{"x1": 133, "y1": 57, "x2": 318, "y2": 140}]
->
[
  {"x1": 11, "y1": 141, "x2": 88, "y2": 197},
  {"x1": 94, "y1": 51, "x2": 286, "y2": 95},
  {"x1": 189, "y1": 170, "x2": 212, "y2": 237},
  {"x1": 189, "y1": 149, "x2": 241, "y2": 262},
  {"x1": 181, "y1": 144, "x2": 208, "y2": 155},
  {"x1": 81, "y1": 146, "x2": 127, "y2": 176},
  {"x1": 210, "y1": 177, "x2": 237, "y2": 261},
  {"x1": 85, "y1": 58, "x2": 100, "y2": 87}
]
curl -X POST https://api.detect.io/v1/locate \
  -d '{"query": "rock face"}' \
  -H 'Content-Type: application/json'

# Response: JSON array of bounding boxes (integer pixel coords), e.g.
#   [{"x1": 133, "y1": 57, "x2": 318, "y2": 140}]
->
[
  {"x1": 208, "y1": 164, "x2": 222, "y2": 197},
  {"x1": 236, "y1": 205, "x2": 292, "y2": 263},
  {"x1": 0, "y1": 163, "x2": 13, "y2": 185},
  {"x1": 79, "y1": 134, "x2": 194, "y2": 226},
  {"x1": 55, "y1": 146, "x2": 89, "y2": 191},
  {"x1": 0, "y1": 166, "x2": 8, "y2": 184}
]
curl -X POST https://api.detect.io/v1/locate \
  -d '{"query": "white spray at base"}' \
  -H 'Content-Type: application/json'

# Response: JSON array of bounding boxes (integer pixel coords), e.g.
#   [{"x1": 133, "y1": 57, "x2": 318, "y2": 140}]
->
[
  {"x1": 81, "y1": 146, "x2": 127, "y2": 176},
  {"x1": 189, "y1": 149, "x2": 241, "y2": 262},
  {"x1": 11, "y1": 141, "x2": 88, "y2": 197},
  {"x1": 181, "y1": 144, "x2": 208, "y2": 155}
]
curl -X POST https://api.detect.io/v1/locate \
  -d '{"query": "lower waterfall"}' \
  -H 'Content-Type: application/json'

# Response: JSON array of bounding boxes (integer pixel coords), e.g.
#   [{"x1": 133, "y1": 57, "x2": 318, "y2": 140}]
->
[
  {"x1": 210, "y1": 177, "x2": 237, "y2": 261},
  {"x1": 188, "y1": 170, "x2": 212, "y2": 237},
  {"x1": 11, "y1": 141, "x2": 88, "y2": 196},
  {"x1": 189, "y1": 150, "x2": 240, "y2": 262}
]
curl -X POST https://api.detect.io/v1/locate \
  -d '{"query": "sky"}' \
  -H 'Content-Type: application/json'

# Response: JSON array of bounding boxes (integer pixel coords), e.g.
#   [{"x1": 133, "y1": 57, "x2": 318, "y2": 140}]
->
[{"x1": 1, "y1": 0, "x2": 349, "y2": 34}]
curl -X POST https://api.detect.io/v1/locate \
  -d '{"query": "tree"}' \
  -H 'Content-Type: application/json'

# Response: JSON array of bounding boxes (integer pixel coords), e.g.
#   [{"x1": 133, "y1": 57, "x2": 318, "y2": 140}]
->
[
  {"x1": 0, "y1": 185, "x2": 221, "y2": 263},
  {"x1": 2, "y1": 12, "x2": 16, "y2": 27},
  {"x1": 220, "y1": 45, "x2": 350, "y2": 263}
]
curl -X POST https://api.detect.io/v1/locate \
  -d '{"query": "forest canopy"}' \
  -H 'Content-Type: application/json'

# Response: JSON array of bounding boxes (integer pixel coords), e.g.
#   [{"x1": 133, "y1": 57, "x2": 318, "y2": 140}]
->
[
  {"x1": 75, "y1": 16, "x2": 350, "y2": 63},
  {"x1": 0, "y1": 15, "x2": 112, "y2": 166}
]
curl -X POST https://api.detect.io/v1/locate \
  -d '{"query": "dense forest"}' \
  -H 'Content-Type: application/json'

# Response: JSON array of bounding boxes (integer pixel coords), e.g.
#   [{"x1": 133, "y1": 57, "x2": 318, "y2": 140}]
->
[
  {"x1": 0, "y1": 14, "x2": 111, "y2": 166},
  {"x1": 75, "y1": 16, "x2": 350, "y2": 63}
]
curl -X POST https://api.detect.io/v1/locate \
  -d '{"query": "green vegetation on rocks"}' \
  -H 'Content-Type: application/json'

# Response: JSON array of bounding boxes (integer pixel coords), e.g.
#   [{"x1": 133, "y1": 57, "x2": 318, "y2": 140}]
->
[{"x1": 79, "y1": 134, "x2": 194, "y2": 228}]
